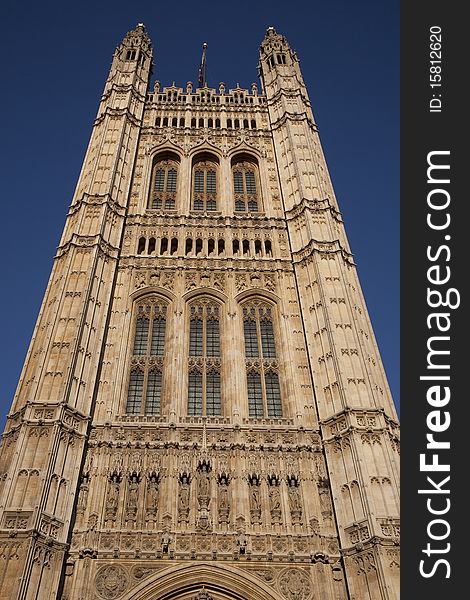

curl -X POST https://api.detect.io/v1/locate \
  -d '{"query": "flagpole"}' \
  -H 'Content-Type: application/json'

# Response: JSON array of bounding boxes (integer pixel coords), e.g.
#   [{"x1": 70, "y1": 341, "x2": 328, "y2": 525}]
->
[{"x1": 198, "y1": 42, "x2": 208, "y2": 88}]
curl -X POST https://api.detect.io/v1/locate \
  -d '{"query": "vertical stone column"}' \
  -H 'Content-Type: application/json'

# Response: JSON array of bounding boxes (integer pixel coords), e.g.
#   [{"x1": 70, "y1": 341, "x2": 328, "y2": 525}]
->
[
  {"x1": 0, "y1": 24, "x2": 152, "y2": 599},
  {"x1": 259, "y1": 27, "x2": 399, "y2": 600}
]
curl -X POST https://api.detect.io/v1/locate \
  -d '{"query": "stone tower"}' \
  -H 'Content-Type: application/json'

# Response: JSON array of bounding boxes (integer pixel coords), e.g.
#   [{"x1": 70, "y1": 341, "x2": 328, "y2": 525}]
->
[{"x1": 0, "y1": 24, "x2": 399, "y2": 600}]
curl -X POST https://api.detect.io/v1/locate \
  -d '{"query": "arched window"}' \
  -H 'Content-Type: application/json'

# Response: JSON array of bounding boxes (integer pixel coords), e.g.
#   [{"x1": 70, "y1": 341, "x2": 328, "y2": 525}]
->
[
  {"x1": 232, "y1": 156, "x2": 260, "y2": 212},
  {"x1": 148, "y1": 153, "x2": 179, "y2": 210},
  {"x1": 192, "y1": 154, "x2": 219, "y2": 212},
  {"x1": 188, "y1": 299, "x2": 222, "y2": 416},
  {"x1": 126, "y1": 297, "x2": 167, "y2": 416},
  {"x1": 242, "y1": 300, "x2": 282, "y2": 418}
]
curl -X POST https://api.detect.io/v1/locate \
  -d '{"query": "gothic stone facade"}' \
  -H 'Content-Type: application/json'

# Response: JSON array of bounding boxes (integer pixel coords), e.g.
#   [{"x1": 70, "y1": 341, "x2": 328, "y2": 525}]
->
[{"x1": 0, "y1": 25, "x2": 400, "y2": 600}]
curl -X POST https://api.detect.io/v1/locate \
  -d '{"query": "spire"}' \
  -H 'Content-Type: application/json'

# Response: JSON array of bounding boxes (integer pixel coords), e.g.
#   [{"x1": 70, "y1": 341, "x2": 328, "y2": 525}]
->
[
  {"x1": 120, "y1": 22, "x2": 152, "y2": 50},
  {"x1": 260, "y1": 25, "x2": 290, "y2": 54},
  {"x1": 198, "y1": 42, "x2": 208, "y2": 88}
]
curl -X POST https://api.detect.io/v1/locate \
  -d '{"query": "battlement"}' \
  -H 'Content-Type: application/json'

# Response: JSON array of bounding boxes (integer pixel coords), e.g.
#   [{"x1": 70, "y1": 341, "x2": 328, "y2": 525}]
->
[{"x1": 147, "y1": 82, "x2": 266, "y2": 107}]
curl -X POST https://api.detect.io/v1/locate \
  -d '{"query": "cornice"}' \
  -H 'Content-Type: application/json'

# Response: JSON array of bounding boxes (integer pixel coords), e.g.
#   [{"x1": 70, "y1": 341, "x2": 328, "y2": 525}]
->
[
  {"x1": 68, "y1": 193, "x2": 127, "y2": 217},
  {"x1": 340, "y1": 535, "x2": 400, "y2": 557},
  {"x1": 285, "y1": 197, "x2": 342, "y2": 223},
  {"x1": 265, "y1": 84, "x2": 310, "y2": 108},
  {"x1": 269, "y1": 111, "x2": 317, "y2": 132},
  {"x1": 94, "y1": 106, "x2": 143, "y2": 128},
  {"x1": 117, "y1": 257, "x2": 295, "y2": 273},
  {"x1": 292, "y1": 238, "x2": 354, "y2": 266},
  {"x1": 125, "y1": 212, "x2": 287, "y2": 229},
  {"x1": 263, "y1": 70, "x2": 308, "y2": 97},
  {"x1": 55, "y1": 233, "x2": 120, "y2": 259},
  {"x1": 101, "y1": 82, "x2": 147, "y2": 104}
]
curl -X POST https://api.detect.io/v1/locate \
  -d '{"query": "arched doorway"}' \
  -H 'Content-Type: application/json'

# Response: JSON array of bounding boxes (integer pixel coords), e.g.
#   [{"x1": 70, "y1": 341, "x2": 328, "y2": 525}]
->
[{"x1": 120, "y1": 562, "x2": 284, "y2": 600}]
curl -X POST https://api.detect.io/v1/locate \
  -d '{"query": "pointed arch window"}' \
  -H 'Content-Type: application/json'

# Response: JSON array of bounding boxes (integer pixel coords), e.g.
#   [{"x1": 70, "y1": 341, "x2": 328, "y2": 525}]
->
[
  {"x1": 188, "y1": 300, "x2": 222, "y2": 416},
  {"x1": 148, "y1": 153, "x2": 179, "y2": 210},
  {"x1": 242, "y1": 300, "x2": 282, "y2": 418},
  {"x1": 192, "y1": 155, "x2": 219, "y2": 212},
  {"x1": 232, "y1": 156, "x2": 261, "y2": 212},
  {"x1": 126, "y1": 297, "x2": 167, "y2": 415}
]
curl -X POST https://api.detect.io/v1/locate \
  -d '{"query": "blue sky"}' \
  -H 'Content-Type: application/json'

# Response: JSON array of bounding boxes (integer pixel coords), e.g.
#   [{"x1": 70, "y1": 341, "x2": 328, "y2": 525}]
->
[{"x1": 0, "y1": 1, "x2": 399, "y2": 428}]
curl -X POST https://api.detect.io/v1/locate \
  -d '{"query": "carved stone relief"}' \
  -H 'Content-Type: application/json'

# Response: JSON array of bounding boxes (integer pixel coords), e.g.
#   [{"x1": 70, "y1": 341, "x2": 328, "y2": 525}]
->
[
  {"x1": 287, "y1": 476, "x2": 302, "y2": 524},
  {"x1": 178, "y1": 472, "x2": 191, "y2": 523},
  {"x1": 277, "y1": 567, "x2": 313, "y2": 600},
  {"x1": 95, "y1": 564, "x2": 129, "y2": 599}
]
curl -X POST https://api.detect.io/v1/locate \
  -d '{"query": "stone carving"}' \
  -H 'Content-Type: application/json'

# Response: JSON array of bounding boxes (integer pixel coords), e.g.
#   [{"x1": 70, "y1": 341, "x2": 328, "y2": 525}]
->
[
  {"x1": 278, "y1": 567, "x2": 313, "y2": 600},
  {"x1": 132, "y1": 566, "x2": 154, "y2": 580},
  {"x1": 179, "y1": 451, "x2": 192, "y2": 473},
  {"x1": 268, "y1": 476, "x2": 282, "y2": 523},
  {"x1": 178, "y1": 472, "x2": 191, "y2": 522},
  {"x1": 249, "y1": 475, "x2": 262, "y2": 523},
  {"x1": 309, "y1": 517, "x2": 320, "y2": 535},
  {"x1": 287, "y1": 476, "x2": 302, "y2": 524},
  {"x1": 145, "y1": 472, "x2": 160, "y2": 521},
  {"x1": 193, "y1": 587, "x2": 213, "y2": 600},
  {"x1": 255, "y1": 568, "x2": 274, "y2": 583},
  {"x1": 264, "y1": 273, "x2": 276, "y2": 291},
  {"x1": 217, "y1": 473, "x2": 230, "y2": 523},
  {"x1": 196, "y1": 461, "x2": 212, "y2": 531},
  {"x1": 197, "y1": 461, "x2": 211, "y2": 506},
  {"x1": 237, "y1": 532, "x2": 248, "y2": 554},
  {"x1": 128, "y1": 450, "x2": 143, "y2": 473},
  {"x1": 99, "y1": 533, "x2": 116, "y2": 550},
  {"x1": 3, "y1": 511, "x2": 31, "y2": 530},
  {"x1": 81, "y1": 513, "x2": 98, "y2": 555},
  {"x1": 318, "y1": 477, "x2": 333, "y2": 524},
  {"x1": 387, "y1": 548, "x2": 400, "y2": 569},
  {"x1": 95, "y1": 564, "x2": 129, "y2": 599},
  {"x1": 353, "y1": 551, "x2": 377, "y2": 574},
  {"x1": 77, "y1": 473, "x2": 89, "y2": 514},
  {"x1": 125, "y1": 472, "x2": 140, "y2": 520},
  {"x1": 105, "y1": 472, "x2": 121, "y2": 521},
  {"x1": 32, "y1": 544, "x2": 53, "y2": 569},
  {"x1": 0, "y1": 541, "x2": 23, "y2": 561},
  {"x1": 252, "y1": 537, "x2": 266, "y2": 553},
  {"x1": 196, "y1": 510, "x2": 212, "y2": 532},
  {"x1": 161, "y1": 531, "x2": 172, "y2": 552},
  {"x1": 378, "y1": 518, "x2": 400, "y2": 538},
  {"x1": 121, "y1": 534, "x2": 135, "y2": 551},
  {"x1": 235, "y1": 274, "x2": 247, "y2": 291}
]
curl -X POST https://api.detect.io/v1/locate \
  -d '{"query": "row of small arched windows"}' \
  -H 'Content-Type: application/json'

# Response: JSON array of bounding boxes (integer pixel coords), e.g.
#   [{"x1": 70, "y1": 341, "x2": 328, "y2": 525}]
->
[
  {"x1": 136, "y1": 235, "x2": 272, "y2": 258},
  {"x1": 148, "y1": 151, "x2": 261, "y2": 213},
  {"x1": 267, "y1": 53, "x2": 287, "y2": 69},
  {"x1": 155, "y1": 116, "x2": 257, "y2": 130}
]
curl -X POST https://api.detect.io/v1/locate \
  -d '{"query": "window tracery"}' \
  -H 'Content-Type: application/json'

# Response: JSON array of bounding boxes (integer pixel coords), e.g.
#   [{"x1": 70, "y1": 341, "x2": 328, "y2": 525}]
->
[
  {"x1": 126, "y1": 297, "x2": 167, "y2": 415},
  {"x1": 148, "y1": 154, "x2": 179, "y2": 210},
  {"x1": 232, "y1": 157, "x2": 260, "y2": 212},
  {"x1": 242, "y1": 300, "x2": 282, "y2": 418},
  {"x1": 188, "y1": 299, "x2": 222, "y2": 416},
  {"x1": 192, "y1": 155, "x2": 218, "y2": 212}
]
